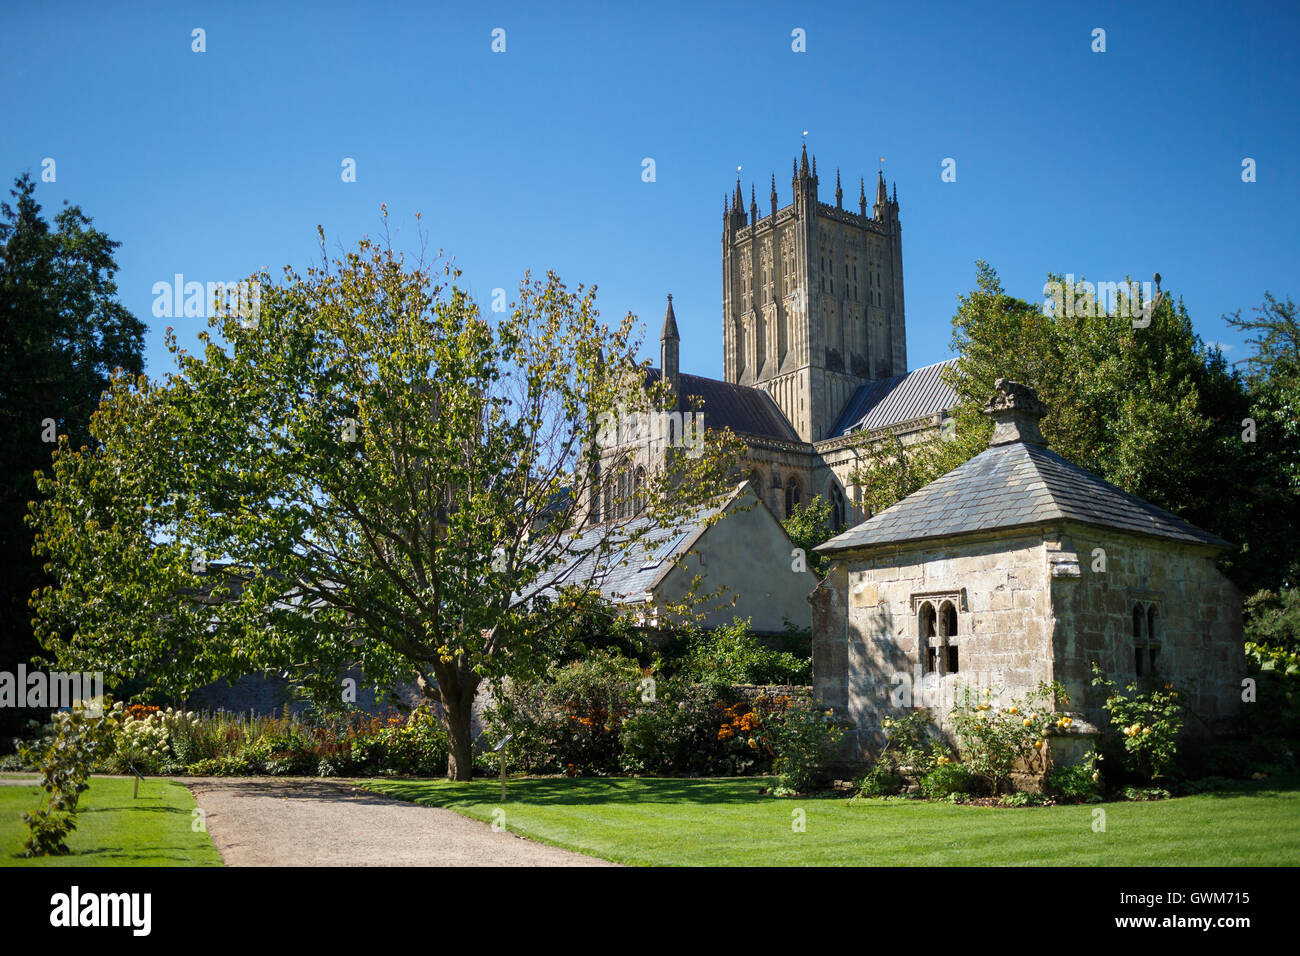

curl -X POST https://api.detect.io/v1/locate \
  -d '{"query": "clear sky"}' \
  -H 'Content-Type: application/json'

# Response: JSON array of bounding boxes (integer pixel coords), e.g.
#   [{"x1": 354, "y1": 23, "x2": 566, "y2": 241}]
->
[{"x1": 3, "y1": 0, "x2": 1297, "y2": 381}]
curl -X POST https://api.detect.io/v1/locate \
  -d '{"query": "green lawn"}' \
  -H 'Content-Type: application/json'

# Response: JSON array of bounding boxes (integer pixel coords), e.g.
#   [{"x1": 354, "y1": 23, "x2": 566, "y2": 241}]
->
[
  {"x1": 363, "y1": 775, "x2": 1300, "y2": 866},
  {"x1": 0, "y1": 776, "x2": 223, "y2": 866}
]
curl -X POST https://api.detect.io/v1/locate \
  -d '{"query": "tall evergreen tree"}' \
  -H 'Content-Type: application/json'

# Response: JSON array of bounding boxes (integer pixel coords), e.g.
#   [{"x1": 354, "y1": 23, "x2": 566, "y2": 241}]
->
[
  {"x1": 851, "y1": 262, "x2": 1275, "y2": 592},
  {"x1": 0, "y1": 173, "x2": 144, "y2": 738}
]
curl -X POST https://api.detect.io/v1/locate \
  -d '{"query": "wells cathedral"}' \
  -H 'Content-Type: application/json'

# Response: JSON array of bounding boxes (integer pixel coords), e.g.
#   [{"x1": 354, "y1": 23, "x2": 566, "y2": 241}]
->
[{"x1": 598, "y1": 145, "x2": 956, "y2": 529}]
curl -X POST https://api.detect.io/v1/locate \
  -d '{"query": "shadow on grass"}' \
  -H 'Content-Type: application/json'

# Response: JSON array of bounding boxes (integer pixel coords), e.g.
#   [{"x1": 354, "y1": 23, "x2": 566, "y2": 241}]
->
[
  {"x1": 370, "y1": 776, "x2": 774, "y2": 809},
  {"x1": 78, "y1": 804, "x2": 186, "y2": 814},
  {"x1": 1177, "y1": 773, "x2": 1300, "y2": 799}
]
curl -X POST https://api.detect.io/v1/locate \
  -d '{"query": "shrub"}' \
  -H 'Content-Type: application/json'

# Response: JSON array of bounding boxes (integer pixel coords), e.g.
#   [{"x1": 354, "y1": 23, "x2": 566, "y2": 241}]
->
[
  {"x1": 620, "y1": 680, "x2": 738, "y2": 775},
  {"x1": 856, "y1": 709, "x2": 954, "y2": 798},
  {"x1": 484, "y1": 651, "x2": 642, "y2": 776},
  {"x1": 999, "y1": 791, "x2": 1046, "y2": 807},
  {"x1": 185, "y1": 755, "x2": 254, "y2": 776},
  {"x1": 877, "y1": 710, "x2": 951, "y2": 780},
  {"x1": 949, "y1": 683, "x2": 1070, "y2": 794},
  {"x1": 1047, "y1": 752, "x2": 1103, "y2": 802},
  {"x1": 857, "y1": 766, "x2": 906, "y2": 797},
  {"x1": 767, "y1": 700, "x2": 843, "y2": 794},
  {"x1": 920, "y1": 761, "x2": 976, "y2": 799},
  {"x1": 669, "y1": 617, "x2": 811, "y2": 685},
  {"x1": 1091, "y1": 663, "x2": 1183, "y2": 781},
  {"x1": 1122, "y1": 786, "x2": 1171, "y2": 801}
]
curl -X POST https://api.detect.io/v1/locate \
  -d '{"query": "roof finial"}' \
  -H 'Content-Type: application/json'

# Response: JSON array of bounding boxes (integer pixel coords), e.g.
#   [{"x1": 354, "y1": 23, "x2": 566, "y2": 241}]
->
[
  {"x1": 661, "y1": 293, "x2": 679, "y2": 341},
  {"x1": 835, "y1": 168, "x2": 843, "y2": 208},
  {"x1": 984, "y1": 379, "x2": 1048, "y2": 447}
]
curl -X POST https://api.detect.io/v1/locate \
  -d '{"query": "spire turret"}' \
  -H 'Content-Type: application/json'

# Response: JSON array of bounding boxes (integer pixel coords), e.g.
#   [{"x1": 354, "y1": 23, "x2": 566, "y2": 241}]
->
[
  {"x1": 873, "y1": 169, "x2": 889, "y2": 220},
  {"x1": 770, "y1": 173, "x2": 778, "y2": 216},
  {"x1": 859, "y1": 176, "x2": 867, "y2": 216},
  {"x1": 750, "y1": 183, "x2": 758, "y2": 221},
  {"x1": 660, "y1": 293, "x2": 680, "y2": 402},
  {"x1": 835, "y1": 169, "x2": 843, "y2": 208}
]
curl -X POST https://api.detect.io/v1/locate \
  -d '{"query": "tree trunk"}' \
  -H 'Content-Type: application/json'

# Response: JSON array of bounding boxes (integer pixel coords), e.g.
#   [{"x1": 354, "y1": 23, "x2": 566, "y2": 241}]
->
[
  {"x1": 444, "y1": 689, "x2": 476, "y2": 781},
  {"x1": 421, "y1": 665, "x2": 480, "y2": 781}
]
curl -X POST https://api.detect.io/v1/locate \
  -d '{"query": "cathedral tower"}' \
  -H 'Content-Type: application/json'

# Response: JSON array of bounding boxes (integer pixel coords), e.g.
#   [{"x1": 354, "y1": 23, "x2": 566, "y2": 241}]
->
[{"x1": 722, "y1": 148, "x2": 907, "y2": 441}]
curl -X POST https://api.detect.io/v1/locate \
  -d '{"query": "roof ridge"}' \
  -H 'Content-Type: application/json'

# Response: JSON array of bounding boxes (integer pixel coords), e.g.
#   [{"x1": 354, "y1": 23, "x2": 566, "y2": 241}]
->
[{"x1": 820, "y1": 437, "x2": 1229, "y2": 552}]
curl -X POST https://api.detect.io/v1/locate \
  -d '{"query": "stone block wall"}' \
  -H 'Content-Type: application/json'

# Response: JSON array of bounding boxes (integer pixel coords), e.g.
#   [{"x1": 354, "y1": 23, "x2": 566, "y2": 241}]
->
[
  {"x1": 1047, "y1": 522, "x2": 1243, "y2": 732},
  {"x1": 815, "y1": 528, "x2": 1057, "y2": 763}
]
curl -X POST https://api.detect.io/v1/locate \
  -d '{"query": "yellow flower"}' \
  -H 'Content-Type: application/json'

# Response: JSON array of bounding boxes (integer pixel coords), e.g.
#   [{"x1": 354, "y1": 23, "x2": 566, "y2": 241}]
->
[
  {"x1": 1034, "y1": 740, "x2": 1043, "y2": 750},
  {"x1": 1022, "y1": 718, "x2": 1032, "y2": 727},
  {"x1": 1142, "y1": 727, "x2": 1151, "y2": 735},
  {"x1": 1007, "y1": 706, "x2": 1019, "y2": 715}
]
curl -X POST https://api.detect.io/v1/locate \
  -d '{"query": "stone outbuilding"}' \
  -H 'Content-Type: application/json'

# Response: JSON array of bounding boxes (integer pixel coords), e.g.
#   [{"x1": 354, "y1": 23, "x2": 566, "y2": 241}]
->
[
  {"x1": 811, "y1": 379, "x2": 1243, "y2": 765},
  {"x1": 541, "y1": 480, "x2": 815, "y2": 635}
]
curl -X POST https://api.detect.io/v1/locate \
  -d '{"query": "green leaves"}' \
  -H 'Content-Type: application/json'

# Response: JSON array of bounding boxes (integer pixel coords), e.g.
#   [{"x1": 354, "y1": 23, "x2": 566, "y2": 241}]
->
[{"x1": 29, "y1": 226, "x2": 740, "y2": 779}]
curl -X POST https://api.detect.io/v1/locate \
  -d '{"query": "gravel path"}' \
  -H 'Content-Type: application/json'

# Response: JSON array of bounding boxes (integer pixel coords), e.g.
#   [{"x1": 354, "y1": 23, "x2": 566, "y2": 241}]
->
[{"x1": 179, "y1": 778, "x2": 614, "y2": 867}]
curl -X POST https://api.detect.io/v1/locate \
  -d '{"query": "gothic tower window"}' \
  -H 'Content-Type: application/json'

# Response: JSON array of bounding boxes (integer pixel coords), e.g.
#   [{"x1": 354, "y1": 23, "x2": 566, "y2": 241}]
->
[
  {"x1": 633, "y1": 466, "x2": 645, "y2": 515},
  {"x1": 829, "y1": 483, "x2": 846, "y2": 530},
  {"x1": 785, "y1": 475, "x2": 802, "y2": 518}
]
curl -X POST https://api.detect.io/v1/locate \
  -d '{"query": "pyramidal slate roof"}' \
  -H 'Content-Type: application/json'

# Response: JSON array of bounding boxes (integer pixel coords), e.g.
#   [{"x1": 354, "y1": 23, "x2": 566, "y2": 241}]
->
[
  {"x1": 831, "y1": 358, "x2": 958, "y2": 437},
  {"x1": 818, "y1": 432, "x2": 1230, "y2": 554},
  {"x1": 644, "y1": 368, "x2": 800, "y2": 443}
]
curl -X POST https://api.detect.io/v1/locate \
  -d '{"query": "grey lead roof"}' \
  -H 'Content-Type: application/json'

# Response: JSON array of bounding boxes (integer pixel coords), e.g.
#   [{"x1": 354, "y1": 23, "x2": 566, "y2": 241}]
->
[
  {"x1": 831, "y1": 359, "x2": 958, "y2": 437},
  {"x1": 818, "y1": 439, "x2": 1230, "y2": 553},
  {"x1": 645, "y1": 368, "x2": 800, "y2": 443},
  {"x1": 520, "y1": 495, "x2": 729, "y2": 606}
]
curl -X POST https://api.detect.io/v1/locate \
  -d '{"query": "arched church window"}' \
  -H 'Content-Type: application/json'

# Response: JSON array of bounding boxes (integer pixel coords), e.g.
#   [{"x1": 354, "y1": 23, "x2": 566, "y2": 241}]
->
[
  {"x1": 785, "y1": 475, "x2": 802, "y2": 518},
  {"x1": 829, "y1": 483, "x2": 846, "y2": 531},
  {"x1": 633, "y1": 467, "x2": 645, "y2": 516}
]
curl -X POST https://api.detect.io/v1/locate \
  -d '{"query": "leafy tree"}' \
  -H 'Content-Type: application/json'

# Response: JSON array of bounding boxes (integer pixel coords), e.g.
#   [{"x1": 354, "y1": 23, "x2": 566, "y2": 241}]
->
[
  {"x1": 781, "y1": 494, "x2": 835, "y2": 577},
  {"x1": 0, "y1": 173, "x2": 144, "y2": 740},
  {"x1": 850, "y1": 262, "x2": 1269, "y2": 590},
  {"x1": 1243, "y1": 588, "x2": 1300, "y2": 657},
  {"x1": 28, "y1": 221, "x2": 740, "y2": 779},
  {"x1": 1226, "y1": 294, "x2": 1300, "y2": 590}
]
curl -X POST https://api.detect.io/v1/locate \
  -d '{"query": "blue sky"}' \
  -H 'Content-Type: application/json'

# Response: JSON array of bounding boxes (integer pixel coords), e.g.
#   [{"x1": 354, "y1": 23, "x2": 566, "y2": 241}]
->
[{"x1": 3, "y1": 0, "x2": 1297, "y2": 381}]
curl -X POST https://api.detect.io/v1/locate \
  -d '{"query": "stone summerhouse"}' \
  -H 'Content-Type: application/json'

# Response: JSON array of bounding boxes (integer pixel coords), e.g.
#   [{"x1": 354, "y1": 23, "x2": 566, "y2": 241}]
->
[{"x1": 810, "y1": 379, "x2": 1243, "y2": 765}]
